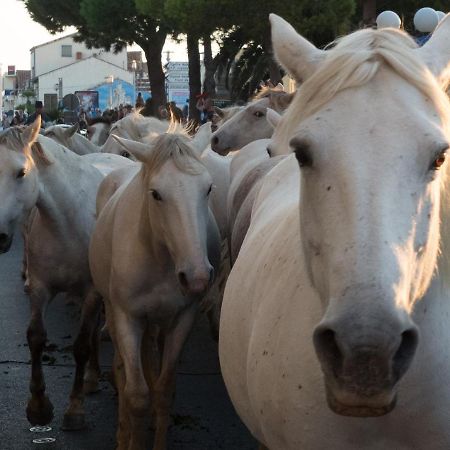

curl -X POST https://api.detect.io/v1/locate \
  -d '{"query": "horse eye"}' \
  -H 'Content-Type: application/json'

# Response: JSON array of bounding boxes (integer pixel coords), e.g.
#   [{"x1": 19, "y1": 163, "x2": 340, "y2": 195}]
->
[
  {"x1": 17, "y1": 168, "x2": 26, "y2": 179},
  {"x1": 151, "y1": 190, "x2": 162, "y2": 201},
  {"x1": 432, "y1": 152, "x2": 447, "y2": 170},
  {"x1": 121, "y1": 151, "x2": 131, "y2": 158},
  {"x1": 254, "y1": 111, "x2": 265, "y2": 118},
  {"x1": 207, "y1": 185, "x2": 212, "y2": 196}
]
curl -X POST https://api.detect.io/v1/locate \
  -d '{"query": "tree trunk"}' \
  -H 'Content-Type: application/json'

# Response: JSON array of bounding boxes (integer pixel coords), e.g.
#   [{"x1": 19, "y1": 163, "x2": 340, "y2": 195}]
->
[
  {"x1": 202, "y1": 34, "x2": 216, "y2": 96},
  {"x1": 140, "y1": 32, "x2": 167, "y2": 117},
  {"x1": 362, "y1": 0, "x2": 377, "y2": 26},
  {"x1": 187, "y1": 33, "x2": 201, "y2": 123}
]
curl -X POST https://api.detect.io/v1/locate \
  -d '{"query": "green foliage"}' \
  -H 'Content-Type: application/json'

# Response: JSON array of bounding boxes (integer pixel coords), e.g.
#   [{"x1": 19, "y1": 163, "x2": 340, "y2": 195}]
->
[{"x1": 21, "y1": 90, "x2": 36, "y2": 98}]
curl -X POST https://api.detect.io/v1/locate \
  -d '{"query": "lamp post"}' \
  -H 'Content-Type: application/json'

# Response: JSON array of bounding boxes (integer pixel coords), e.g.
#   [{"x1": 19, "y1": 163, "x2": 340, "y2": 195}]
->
[{"x1": 131, "y1": 60, "x2": 137, "y2": 106}]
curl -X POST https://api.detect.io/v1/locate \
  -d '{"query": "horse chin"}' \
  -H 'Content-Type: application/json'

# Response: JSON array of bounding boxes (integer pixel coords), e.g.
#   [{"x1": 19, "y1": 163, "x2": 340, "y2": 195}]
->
[{"x1": 325, "y1": 385, "x2": 397, "y2": 417}]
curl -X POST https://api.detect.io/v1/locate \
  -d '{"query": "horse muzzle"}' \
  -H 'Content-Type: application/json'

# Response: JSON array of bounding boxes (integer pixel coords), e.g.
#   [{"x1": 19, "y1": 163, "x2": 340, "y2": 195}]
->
[
  {"x1": 177, "y1": 265, "x2": 214, "y2": 297},
  {"x1": 325, "y1": 383, "x2": 397, "y2": 417},
  {"x1": 313, "y1": 320, "x2": 419, "y2": 417}
]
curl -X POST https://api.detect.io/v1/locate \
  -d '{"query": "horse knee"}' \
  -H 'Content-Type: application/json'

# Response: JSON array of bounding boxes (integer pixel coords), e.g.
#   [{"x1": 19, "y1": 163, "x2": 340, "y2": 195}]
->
[
  {"x1": 27, "y1": 322, "x2": 46, "y2": 352},
  {"x1": 124, "y1": 385, "x2": 150, "y2": 417},
  {"x1": 73, "y1": 335, "x2": 90, "y2": 366}
]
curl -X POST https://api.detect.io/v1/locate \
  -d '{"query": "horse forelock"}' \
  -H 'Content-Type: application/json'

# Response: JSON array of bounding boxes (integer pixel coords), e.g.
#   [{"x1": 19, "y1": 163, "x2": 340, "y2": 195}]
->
[
  {"x1": 252, "y1": 87, "x2": 294, "y2": 112},
  {"x1": 145, "y1": 131, "x2": 205, "y2": 177},
  {"x1": 279, "y1": 27, "x2": 450, "y2": 145},
  {"x1": 0, "y1": 128, "x2": 52, "y2": 167},
  {"x1": 277, "y1": 26, "x2": 450, "y2": 297}
]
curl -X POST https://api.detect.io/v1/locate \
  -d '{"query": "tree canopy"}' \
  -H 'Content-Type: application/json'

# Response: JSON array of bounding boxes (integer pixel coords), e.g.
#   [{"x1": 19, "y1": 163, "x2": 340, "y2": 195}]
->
[{"x1": 23, "y1": 0, "x2": 170, "y2": 113}]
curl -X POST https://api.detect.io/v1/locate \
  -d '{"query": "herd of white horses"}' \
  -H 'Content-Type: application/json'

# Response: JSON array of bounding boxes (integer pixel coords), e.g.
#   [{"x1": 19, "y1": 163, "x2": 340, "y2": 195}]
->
[{"x1": 1, "y1": 12, "x2": 450, "y2": 450}]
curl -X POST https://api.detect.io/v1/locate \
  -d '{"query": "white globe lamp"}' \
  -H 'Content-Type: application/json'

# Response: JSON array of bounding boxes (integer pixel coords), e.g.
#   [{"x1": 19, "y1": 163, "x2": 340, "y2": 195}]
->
[
  {"x1": 376, "y1": 11, "x2": 401, "y2": 29},
  {"x1": 436, "y1": 11, "x2": 446, "y2": 22},
  {"x1": 414, "y1": 7, "x2": 439, "y2": 32}
]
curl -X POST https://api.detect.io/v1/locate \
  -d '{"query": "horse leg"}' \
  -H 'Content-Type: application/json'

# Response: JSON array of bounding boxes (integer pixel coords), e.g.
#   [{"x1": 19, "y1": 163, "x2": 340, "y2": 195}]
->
[
  {"x1": 84, "y1": 303, "x2": 102, "y2": 394},
  {"x1": 63, "y1": 288, "x2": 102, "y2": 430},
  {"x1": 26, "y1": 286, "x2": 54, "y2": 425},
  {"x1": 141, "y1": 325, "x2": 161, "y2": 429},
  {"x1": 112, "y1": 307, "x2": 149, "y2": 450},
  {"x1": 153, "y1": 305, "x2": 198, "y2": 450},
  {"x1": 114, "y1": 349, "x2": 131, "y2": 450}
]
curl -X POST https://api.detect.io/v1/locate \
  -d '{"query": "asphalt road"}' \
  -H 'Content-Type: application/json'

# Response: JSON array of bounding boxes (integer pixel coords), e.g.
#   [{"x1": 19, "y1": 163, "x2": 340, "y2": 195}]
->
[{"x1": 0, "y1": 236, "x2": 256, "y2": 449}]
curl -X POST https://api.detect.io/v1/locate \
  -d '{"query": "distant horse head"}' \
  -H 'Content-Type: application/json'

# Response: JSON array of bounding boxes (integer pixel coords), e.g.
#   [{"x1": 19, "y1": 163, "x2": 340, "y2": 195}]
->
[
  {"x1": 0, "y1": 117, "x2": 50, "y2": 252},
  {"x1": 211, "y1": 87, "x2": 294, "y2": 155}
]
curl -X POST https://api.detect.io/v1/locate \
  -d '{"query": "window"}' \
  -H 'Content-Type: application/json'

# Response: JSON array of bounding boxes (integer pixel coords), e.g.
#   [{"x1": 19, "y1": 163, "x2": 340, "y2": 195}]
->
[{"x1": 61, "y1": 45, "x2": 72, "y2": 57}]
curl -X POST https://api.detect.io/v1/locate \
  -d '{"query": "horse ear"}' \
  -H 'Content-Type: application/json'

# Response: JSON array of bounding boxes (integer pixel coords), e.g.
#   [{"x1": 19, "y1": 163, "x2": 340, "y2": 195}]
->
[
  {"x1": 266, "y1": 108, "x2": 282, "y2": 129},
  {"x1": 417, "y1": 14, "x2": 450, "y2": 86},
  {"x1": 66, "y1": 123, "x2": 79, "y2": 137},
  {"x1": 270, "y1": 14, "x2": 325, "y2": 83},
  {"x1": 111, "y1": 135, "x2": 150, "y2": 162},
  {"x1": 22, "y1": 116, "x2": 41, "y2": 146},
  {"x1": 214, "y1": 106, "x2": 225, "y2": 118},
  {"x1": 191, "y1": 122, "x2": 212, "y2": 156}
]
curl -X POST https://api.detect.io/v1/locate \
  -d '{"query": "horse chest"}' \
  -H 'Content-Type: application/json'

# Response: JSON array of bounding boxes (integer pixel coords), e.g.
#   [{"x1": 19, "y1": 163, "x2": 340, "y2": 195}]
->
[{"x1": 117, "y1": 280, "x2": 189, "y2": 324}]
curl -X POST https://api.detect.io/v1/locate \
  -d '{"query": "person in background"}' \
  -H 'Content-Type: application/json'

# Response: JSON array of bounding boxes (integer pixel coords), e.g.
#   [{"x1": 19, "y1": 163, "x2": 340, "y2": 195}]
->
[
  {"x1": 158, "y1": 105, "x2": 169, "y2": 120},
  {"x1": 135, "y1": 92, "x2": 145, "y2": 109},
  {"x1": 196, "y1": 92, "x2": 214, "y2": 124},
  {"x1": 25, "y1": 101, "x2": 50, "y2": 126},
  {"x1": 167, "y1": 101, "x2": 183, "y2": 123},
  {"x1": 10, "y1": 111, "x2": 22, "y2": 127},
  {"x1": 182, "y1": 99, "x2": 189, "y2": 121}
]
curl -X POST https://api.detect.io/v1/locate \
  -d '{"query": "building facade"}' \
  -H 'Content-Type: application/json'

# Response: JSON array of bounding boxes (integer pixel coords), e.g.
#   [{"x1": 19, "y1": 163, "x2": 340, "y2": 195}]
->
[{"x1": 30, "y1": 34, "x2": 134, "y2": 111}]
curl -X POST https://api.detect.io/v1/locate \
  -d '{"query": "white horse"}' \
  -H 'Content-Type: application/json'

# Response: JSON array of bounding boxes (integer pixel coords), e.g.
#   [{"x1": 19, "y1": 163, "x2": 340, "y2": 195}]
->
[
  {"x1": 87, "y1": 117, "x2": 112, "y2": 145},
  {"x1": 220, "y1": 14, "x2": 450, "y2": 450},
  {"x1": 44, "y1": 123, "x2": 100, "y2": 155},
  {"x1": 210, "y1": 87, "x2": 294, "y2": 155},
  {"x1": 89, "y1": 127, "x2": 221, "y2": 450},
  {"x1": 0, "y1": 117, "x2": 131, "y2": 430}
]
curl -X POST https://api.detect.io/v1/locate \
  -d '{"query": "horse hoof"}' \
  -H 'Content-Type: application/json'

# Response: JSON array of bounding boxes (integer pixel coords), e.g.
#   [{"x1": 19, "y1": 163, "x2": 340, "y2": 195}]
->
[
  {"x1": 26, "y1": 396, "x2": 54, "y2": 426},
  {"x1": 62, "y1": 413, "x2": 86, "y2": 431},
  {"x1": 83, "y1": 378, "x2": 100, "y2": 394}
]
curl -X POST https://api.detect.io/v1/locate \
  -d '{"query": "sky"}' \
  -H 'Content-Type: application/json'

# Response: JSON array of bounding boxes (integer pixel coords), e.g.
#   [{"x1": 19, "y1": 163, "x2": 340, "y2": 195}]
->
[{"x1": 0, "y1": 0, "x2": 188, "y2": 72}]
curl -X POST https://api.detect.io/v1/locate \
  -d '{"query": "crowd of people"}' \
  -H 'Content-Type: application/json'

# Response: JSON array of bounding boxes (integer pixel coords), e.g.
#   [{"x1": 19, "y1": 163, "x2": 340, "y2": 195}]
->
[{"x1": 1, "y1": 89, "x2": 235, "y2": 131}]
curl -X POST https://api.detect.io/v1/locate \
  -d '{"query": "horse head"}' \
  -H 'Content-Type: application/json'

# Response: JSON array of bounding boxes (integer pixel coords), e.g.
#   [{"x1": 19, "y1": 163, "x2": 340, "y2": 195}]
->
[
  {"x1": 113, "y1": 122, "x2": 217, "y2": 296},
  {"x1": 270, "y1": 14, "x2": 450, "y2": 417},
  {"x1": 0, "y1": 117, "x2": 44, "y2": 252}
]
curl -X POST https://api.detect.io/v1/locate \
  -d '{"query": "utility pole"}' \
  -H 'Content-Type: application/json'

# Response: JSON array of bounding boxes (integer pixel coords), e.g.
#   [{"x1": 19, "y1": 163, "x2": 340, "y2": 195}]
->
[{"x1": 58, "y1": 78, "x2": 63, "y2": 100}]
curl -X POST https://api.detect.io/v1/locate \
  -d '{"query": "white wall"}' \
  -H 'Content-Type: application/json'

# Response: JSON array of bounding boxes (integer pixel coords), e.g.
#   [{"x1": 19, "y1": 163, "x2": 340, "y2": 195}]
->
[
  {"x1": 37, "y1": 57, "x2": 133, "y2": 101},
  {"x1": 31, "y1": 35, "x2": 127, "y2": 78}
]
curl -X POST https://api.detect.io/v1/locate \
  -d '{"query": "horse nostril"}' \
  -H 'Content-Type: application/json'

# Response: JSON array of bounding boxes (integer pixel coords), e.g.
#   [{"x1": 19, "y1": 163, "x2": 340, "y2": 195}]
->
[
  {"x1": 208, "y1": 267, "x2": 214, "y2": 284},
  {"x1": 0, "y1": 233, "x2": 9, "y2": 243},
  {"x1": 392, "y1": 328, "x2": 419, "y2": 381},
  {"x1": 211, "y1": 136, "x2": 219, "y2": 146},
  {"x1": 313, "y1": 327, "x2": 343, "y2": 376},
  {"x1": 178, "y1": 272, "x2": 188, "y2": 290}
]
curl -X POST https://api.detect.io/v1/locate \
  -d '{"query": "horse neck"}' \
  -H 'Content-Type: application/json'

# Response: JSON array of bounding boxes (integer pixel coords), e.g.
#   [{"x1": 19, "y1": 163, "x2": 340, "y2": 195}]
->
[
  {"x1": 34, "y1": 138, "x2": 96, "y2": 225},
  {"x1": 73, "y1": 134, "x2": 100, "y2": 154},
  {"x1": 414, "y1": 185, "x2": 450, "y2": 330}
]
